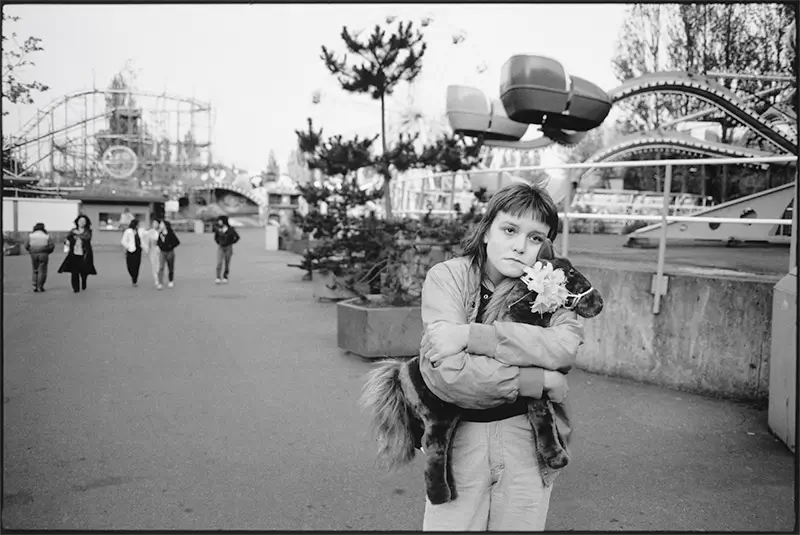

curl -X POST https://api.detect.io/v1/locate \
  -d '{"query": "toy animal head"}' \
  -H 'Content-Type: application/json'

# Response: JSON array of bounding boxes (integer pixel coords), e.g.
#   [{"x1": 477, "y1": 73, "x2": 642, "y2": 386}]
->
[
  {"x1": 548, "y1": 256, "x2": 603, "y2": 318},
  {"x1": 533, "y1": 238, "x2": 602, "y2": 318},
  {"x1": 484, "y1": 239, "x2": 603, "y2": 325}
]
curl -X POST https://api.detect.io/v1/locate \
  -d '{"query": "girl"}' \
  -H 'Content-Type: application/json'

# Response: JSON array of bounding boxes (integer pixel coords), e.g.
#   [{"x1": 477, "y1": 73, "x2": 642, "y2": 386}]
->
[
  {"x1": 156, "y1": 220, "x2": 180, "y2": 288},
  {"x1": 58, "y1": 215, "x2": 98, "y2": 293},
  {"x1": 142, "y1": 217, "x2": 162, "y2": 289},
  {"x1": 417, "y1": 182, "x2": 584, "y2": 531},
  {"x1": 120, "y1": 219, "x2": 143, "y2": 286}
]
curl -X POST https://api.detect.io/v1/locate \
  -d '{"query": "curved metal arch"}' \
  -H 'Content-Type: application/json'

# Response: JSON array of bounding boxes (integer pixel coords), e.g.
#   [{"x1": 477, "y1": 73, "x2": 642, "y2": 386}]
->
[
  {"x1": 576, "y1": 131, "x2": 782, "y2": 184},
  {"x1": 193, "y1": 184, "x2": 265, "y2": 207}
]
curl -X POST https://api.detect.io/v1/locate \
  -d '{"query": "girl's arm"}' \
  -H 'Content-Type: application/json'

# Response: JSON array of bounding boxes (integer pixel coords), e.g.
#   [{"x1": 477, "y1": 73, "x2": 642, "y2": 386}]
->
[
  {"x1": 419, "y1": 262, "x2": 547, "y2": 410},
  {"x1": 466, "y1": 307, "x2": 584, "y2": 370}
]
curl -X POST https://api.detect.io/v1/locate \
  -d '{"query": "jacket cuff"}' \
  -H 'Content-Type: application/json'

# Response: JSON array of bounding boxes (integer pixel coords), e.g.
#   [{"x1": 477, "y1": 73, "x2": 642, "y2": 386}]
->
[
  {"x1": 518, "y1": 368, "x2": 545, "y2": 399},
  {"x1": 467, "y1": 323, "x2": 497, "y2": 357}
]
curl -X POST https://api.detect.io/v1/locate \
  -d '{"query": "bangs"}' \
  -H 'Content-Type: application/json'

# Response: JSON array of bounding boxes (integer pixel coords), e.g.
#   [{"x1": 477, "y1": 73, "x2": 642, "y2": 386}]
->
[{"x1": 494, "y1": 184, "x2": 559, "y2": 240}]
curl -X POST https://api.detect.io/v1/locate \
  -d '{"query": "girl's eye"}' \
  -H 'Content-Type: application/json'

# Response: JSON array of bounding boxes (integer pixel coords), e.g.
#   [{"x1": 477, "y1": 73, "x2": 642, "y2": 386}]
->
[
  {"x1": 529, "y1": 235, "x2": 543, "y2": 242},
  {"x1": 503, "y1": 227, "x2": 515, "y2": 235}
]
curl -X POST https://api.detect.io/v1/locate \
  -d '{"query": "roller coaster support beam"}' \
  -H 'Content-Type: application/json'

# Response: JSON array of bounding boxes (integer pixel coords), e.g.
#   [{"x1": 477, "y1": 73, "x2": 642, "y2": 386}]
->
[
  {"x1": 653, "y1": 164, "x2": 673, "y2": 315},
  {"x1": 3, "y1": 109, "x2": 115, "y2": 152}
]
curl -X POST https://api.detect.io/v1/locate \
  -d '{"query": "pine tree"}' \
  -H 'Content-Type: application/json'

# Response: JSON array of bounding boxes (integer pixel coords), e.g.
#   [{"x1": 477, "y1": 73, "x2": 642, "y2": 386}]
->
[{"x1": 320, "y1": 19, "x2": 428, "y2": 220}]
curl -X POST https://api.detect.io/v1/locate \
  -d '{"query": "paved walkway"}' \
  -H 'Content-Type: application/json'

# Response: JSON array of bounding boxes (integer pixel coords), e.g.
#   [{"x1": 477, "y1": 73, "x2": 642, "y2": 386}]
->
[{"x1": 2, "y1": 229, "x2": 795, "y2": 530}]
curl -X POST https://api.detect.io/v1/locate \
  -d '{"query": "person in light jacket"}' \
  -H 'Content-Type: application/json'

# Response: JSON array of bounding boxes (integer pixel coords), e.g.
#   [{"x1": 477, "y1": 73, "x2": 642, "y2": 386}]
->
[
  {"x1": 141, "y1": 216, "x2": 162, "y2": 289},
  {"x1": 120, "y1": 219, "x2": 143, "y2": 286},
  {"x1": 213, "y1": 215, "x2": 240, "y2": 284},
  {"x1": 24, "y1": 222, "x2": 55, "y2": 292},
  {"x1": 417, "y1": 182, "x2": 583, "y2": 531},
  {"x1": 156, "y1": 220, "x2": 180, "y2": 288},
  {"x1": 58, "y1": 214, "x2": 98, "y2": 293}
]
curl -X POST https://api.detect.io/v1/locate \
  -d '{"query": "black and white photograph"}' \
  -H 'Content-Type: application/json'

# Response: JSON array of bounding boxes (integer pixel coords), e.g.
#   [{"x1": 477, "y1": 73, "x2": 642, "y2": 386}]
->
[{"x1": 2, "y1": 2, "x2": 797, "y2": 531}]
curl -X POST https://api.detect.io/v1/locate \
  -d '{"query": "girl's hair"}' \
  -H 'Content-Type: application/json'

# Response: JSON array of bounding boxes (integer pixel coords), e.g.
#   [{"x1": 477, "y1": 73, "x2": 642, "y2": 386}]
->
[
  {"x1": 128, "y1": 219, "x2": 139, "y2": 230},
  {"x1": 74, "y1": 214, "x2": 92, "y2": 230},
  {"x1": 460, "y1": 182, "x2": 560, "y2": 273},
  {"x1": 163, "y1": 220, "x2": 175, "y2": 235}
]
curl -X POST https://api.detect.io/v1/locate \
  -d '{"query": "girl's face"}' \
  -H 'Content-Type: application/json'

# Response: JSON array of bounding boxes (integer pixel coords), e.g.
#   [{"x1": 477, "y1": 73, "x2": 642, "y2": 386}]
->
[
  {"x1": 77, "y1": 217, "x2": 87, "y2": 229},
  {"x1": 159, "y1": 221, "x2": 166, "y2": 232},
  {"x1": 483, "y1": 210, "x2": 551, "y2": 285},
  {"x1": 151, "y1": 220, "x2": 159, "y2": 230}
]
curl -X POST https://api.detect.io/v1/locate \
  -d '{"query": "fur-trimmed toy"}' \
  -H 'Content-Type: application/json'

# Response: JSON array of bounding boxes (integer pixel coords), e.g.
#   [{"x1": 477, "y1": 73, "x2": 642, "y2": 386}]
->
[{"x1": 360, "y1": 241, "x2": 604, "y2": 505}]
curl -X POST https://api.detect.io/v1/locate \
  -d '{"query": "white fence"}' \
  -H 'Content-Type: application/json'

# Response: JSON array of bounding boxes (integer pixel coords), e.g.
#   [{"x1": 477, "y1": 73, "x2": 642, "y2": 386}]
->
[{"x1": 393, "y1": 154, "x2": 798, "y2": 314}]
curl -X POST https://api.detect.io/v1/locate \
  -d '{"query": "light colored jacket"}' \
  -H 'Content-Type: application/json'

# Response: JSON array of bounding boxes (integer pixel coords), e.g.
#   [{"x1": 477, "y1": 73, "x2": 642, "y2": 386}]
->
[
  {"x1": 24, "y1": 230, "x2": 55, "y2": 254},
  {"x1": 419, "y1": 256, "x2": 585, "y2": 486},
  {"x1": 120, "y1": 227, "x2": 145, "y2": 253},
  {"x1": 142, "y1": 228, "x2": 160, "y2": 256},
  {"x1": 419, "y1": 256, "x2": 585, "y2": 409}
]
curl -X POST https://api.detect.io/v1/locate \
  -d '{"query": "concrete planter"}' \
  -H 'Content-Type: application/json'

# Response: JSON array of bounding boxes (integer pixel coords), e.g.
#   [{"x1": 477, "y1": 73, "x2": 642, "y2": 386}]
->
[{"x1": 337, "y1": 295, "x2": 422, "y2": 358}]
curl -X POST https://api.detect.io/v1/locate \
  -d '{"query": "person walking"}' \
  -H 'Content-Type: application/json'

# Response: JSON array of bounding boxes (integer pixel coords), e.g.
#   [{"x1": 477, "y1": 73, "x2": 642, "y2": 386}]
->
[
  {"x1": 417, "y1": 182, "x2": 583, "y2": 531},
  {"x1": 24, "y1": 222, "x2": 55, "y2": 292},
  {"x1": 120, "y1": 219, "x2": 143, "y2": 286},
  {"x1": 58, "y1": 215, "x2": 98, "y2": 293},
  {"x1": 213, "y1": 215, "x2": 240, "y2": 284},
  {"x1": 156, "y1": 220, "x2": 180, "y2": 288},
  {"x1": 141, "y1": 216, "x2": 162, "y2": 289}
]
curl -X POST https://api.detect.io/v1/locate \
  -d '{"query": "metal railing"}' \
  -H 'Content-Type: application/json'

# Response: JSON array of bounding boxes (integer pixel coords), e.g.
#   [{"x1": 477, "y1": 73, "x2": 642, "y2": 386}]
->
[{"x1": 393, "y1": 154, "x2": 798, "y2": 314}]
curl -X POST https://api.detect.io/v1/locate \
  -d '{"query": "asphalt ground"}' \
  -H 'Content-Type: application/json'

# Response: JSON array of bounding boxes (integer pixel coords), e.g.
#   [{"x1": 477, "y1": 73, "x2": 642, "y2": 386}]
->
[{"x1": 2, "y1": 228, "x2": 795, "y2": 530}]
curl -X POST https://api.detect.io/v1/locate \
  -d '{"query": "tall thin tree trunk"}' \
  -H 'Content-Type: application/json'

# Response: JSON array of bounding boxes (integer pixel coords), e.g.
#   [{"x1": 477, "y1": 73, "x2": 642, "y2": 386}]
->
[{"x1": 380, "y1": 94, "x2": 393, "y2": 221}]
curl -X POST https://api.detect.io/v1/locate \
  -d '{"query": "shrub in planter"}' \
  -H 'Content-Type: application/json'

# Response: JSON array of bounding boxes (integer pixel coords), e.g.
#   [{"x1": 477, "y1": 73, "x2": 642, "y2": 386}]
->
[{"x1": 336, "y1": 215, "x2": 467, "y2": 357}]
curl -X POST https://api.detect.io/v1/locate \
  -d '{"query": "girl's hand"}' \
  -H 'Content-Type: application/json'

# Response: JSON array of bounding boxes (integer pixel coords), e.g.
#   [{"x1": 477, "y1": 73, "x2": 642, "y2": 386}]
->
[
  {"x1": 543, "y1": 370, "x2": 569, "y2": 402},
  {"x1": 421, "y1": 323, "x2": 469, "y2": 363}
]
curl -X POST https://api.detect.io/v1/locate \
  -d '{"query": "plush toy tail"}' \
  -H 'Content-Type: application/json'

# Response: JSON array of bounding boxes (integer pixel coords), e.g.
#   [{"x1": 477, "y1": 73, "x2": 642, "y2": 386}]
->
[{"x1": 360, "y1": 359, "x2": 418, "y2": 470}]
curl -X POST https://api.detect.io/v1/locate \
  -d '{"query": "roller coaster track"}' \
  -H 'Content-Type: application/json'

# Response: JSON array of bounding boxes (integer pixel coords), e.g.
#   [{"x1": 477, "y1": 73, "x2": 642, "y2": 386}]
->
[
  {"x1": 609, "y1": 72, "x2": 797, "y2": 154},
  {"x1": 484, "y1": 71, "x2": 797, "y2": 156},
  {"x1": 575, "y1": 131, "x2": 783, "y2": 184},
  {"x1": 11, "y1": 89, "x2": 211, "y2": 143},
  {"x1": 193, "y1": 183, "x2": 265, "y2": 207}
]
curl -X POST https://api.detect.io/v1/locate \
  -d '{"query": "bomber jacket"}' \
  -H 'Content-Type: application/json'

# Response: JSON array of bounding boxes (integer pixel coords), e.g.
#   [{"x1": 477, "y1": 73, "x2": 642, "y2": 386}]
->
[
  {"x1": 24, "y1": 230, "x2": 55, "y2": 255},
  {"x1": 214, "y1": 226, "x2": 240, "y2": 248},
  {"x1": 157, "y1": 231, "x2": 181, "y2": 252},
  {"x1": 419, "y1": 255, "x2": 585, "y2": 486}
]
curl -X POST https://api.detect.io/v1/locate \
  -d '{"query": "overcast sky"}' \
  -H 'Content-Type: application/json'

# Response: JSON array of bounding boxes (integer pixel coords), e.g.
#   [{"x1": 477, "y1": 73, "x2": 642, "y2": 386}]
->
[{"x1": 3, "y1": 3, "x2": 628, "y2": 174}]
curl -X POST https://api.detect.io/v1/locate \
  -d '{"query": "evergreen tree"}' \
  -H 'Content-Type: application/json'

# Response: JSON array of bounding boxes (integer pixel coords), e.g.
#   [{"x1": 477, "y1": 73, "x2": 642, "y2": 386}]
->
[{"x1": 320, "y1": 19, "x2": 428, "y2": 220}]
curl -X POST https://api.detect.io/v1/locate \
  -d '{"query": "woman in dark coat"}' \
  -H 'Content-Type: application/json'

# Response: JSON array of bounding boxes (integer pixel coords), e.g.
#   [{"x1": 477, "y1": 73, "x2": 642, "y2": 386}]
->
[{"x1": 58, "y1": 214, "x2": 98, "y2": 292}]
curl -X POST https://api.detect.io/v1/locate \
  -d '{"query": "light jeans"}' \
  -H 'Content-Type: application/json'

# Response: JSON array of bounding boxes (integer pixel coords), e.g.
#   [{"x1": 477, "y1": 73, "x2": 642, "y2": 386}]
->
[
  {"x1": 422, "y1": 415, "x2": 553, "y2": 532},
  {"x1": 147, "y1": 249, "x2": 160, "y2": 286}
]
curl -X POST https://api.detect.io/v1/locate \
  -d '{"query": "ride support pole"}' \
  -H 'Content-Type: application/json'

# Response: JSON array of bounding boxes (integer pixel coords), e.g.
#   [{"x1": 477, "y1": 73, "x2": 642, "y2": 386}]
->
[
  {"x1": 653, "y1": 164, "x2": 673, "y2": 315},
  {"x1": 791, "y1": 170, "x2": 798, "y2": 273},
  {"x1": 562, "y1": 189, "x2": 570, "y2": 257}
]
